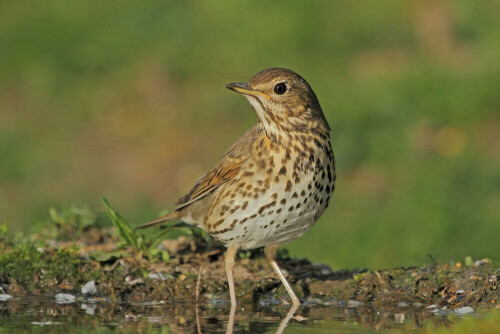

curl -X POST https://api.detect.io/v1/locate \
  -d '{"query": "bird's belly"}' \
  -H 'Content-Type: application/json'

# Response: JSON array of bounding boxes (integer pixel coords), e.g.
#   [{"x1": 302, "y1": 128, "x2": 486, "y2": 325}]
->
[{"x1": 207, "y1": 171, "x2": 332, "y2": 250}]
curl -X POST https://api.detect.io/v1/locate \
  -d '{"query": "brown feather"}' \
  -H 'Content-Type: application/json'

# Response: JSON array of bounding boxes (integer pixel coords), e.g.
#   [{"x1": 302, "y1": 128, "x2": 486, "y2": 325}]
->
[
  {"x1": 139, "y1": 126, "x2": 261, "y2": 229},
  {"x1": 174, "y1": 126, "x2": 260, "y2": 210}
]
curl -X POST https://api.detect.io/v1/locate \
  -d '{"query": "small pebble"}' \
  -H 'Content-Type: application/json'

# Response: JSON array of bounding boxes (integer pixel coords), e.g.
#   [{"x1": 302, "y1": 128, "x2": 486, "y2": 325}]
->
[
  {"x1": 426, "y1": 304, "x2": 437, "y2": 309},
  {"x1": 32, "y1": 321, "x2": 60, "y2": 326},
  {"x1": 347, "y1": 300, "x2": 363, "y2": 308},
  {"x1": 0, "y1": 294, "x2": 13, "y2": 301},
  {"x1": 397, "y1": 302, "x2": 409, "y2": 308},
  {"x1": 81, "y1": 281, "x2": 97, "y2": 295},
  {"x1": 125, "y1": 314, "x2": 138, "y2": 321},
  {"x1": 125, "y1": 276, "x2": 144, "y2": 286},
  {"x1": 148, "y1": 273, "x2": 170, "y2": 281},
  {"x1": 473, "y1": 258, "x2": 491, "y2": 267},
  {"x1": 455, "y1": 306, "x2": 474, "y2": 315},
  {"x1": 81, "y1": 303, "x2": 96, "y2": 315},
  {"x1": 456, "y1": 289, "x2": 465, "y2": 294},
  {"x1": 394, "y1": 313, "x2": 405, "y2": 323},
  {"x1": 316, "y1": 264, "x2": 333, "y2": 275},
  {"x1": 55, "y1": 293, "x2": 75, "y2": 304},
  {"x1": 431, "y1": 308, "x2": 449, "y2": 316}
]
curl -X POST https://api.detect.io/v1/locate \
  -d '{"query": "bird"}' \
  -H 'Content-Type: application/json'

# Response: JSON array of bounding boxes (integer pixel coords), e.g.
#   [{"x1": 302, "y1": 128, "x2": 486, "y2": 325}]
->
[{"x1": 138, "y1": 68, "x2": 335, "y2": 307}]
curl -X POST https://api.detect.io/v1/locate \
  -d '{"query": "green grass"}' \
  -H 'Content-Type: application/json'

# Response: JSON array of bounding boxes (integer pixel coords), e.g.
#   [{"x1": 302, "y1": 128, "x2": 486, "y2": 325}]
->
[
  {"x1": 101, "y1": 198, "x2": 213, "y2": 262},
  {"x1": 0, "y1": 0, "x2": 499, "y2": 269},
  {"x1": 102, "y1": 198, "x2": 171, "y2": 262}
]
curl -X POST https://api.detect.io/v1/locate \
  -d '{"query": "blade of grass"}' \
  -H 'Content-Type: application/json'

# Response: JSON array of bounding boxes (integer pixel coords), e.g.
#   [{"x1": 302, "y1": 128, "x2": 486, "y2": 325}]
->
[{"x1": 101, "y1": 198, "x2": 139, "y2": 250}]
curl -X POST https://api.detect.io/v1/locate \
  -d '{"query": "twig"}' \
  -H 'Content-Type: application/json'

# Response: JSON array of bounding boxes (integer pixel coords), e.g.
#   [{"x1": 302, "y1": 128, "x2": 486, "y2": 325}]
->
[
  {"x1": 196, "y1": 266, "x2": 204, "y2": 305},
  {"x1": 375, "y1": 271, "x2": 384, "y2": 285},
  {"x1": 196, "y1": 266, "x2": 204, "y2": 334}
]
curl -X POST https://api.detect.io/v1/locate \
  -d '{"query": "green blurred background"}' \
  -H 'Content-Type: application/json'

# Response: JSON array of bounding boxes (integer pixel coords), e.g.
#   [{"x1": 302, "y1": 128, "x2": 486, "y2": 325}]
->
[{"x1": 1, "y1": 0, "x2": 499, "y2": 269}]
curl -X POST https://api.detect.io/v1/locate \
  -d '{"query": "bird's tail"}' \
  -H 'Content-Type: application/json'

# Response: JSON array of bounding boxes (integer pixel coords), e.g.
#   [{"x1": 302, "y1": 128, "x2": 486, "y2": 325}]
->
[{"x1": 135, "y1": 210, "x2": 183, "y2": 229}]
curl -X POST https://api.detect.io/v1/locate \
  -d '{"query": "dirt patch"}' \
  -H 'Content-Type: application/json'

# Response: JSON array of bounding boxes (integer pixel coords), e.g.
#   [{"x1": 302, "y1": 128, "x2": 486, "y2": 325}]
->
[{"x1": 0, "y1": 226, "x2": 498, "y2": 312}]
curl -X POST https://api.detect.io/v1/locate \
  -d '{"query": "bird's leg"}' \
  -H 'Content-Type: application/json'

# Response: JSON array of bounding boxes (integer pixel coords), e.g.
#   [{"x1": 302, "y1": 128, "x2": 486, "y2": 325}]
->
[
  {"x1": 225, "y1": 244, "x2": 239, "y2": 306},
  {"x1": 225, "y1": 245, "x2": 239, "y2": 334},
  {"x1": 265, "y1": 245, "x2": 301, "y2": 307}
]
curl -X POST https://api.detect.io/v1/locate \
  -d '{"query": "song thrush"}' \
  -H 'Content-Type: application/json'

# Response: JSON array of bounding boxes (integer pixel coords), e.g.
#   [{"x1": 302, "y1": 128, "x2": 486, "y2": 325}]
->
[{"x1": 138, "y1": 68, "x2": 335, "y2": 307}]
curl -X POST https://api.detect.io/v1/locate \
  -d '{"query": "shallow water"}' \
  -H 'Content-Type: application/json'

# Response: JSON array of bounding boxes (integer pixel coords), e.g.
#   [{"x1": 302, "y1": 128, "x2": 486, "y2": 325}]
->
[{"x1": 0, "y1": 296, "x2": 449, "y2": 333}]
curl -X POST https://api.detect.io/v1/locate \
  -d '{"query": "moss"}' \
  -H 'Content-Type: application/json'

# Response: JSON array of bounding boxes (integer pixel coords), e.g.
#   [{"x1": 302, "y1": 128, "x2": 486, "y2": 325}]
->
[
  {"x1": 0, "y1": 240, "x2": 44, "y2": 284},
  {"x1": 353, "y1": 272, "x2": 369, "y2": 282},
  {"x1": 0, "y1": 240, "x2": 84, "y2": 290}
]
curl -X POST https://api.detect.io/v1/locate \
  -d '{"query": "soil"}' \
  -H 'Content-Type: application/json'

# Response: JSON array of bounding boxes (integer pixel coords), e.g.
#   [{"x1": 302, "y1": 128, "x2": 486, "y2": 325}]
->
[{"x1": 1, "y1": 226, "x2": 499, "y2": 312}]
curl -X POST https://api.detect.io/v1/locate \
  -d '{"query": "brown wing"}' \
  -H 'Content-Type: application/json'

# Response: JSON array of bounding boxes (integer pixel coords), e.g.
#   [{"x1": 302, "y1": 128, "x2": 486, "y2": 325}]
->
[
  {"x1": 175, "y1": 156, "x2": 243, "y2": 209},
  {"x1": 174, "y1": 125, "x2": 260, "y2": 210},
  {"x1": 136, "y1": 126, "x2": 261, "y2": 230},
  {"x1": 136, "y1": 161, "x2": 239, "y2": 229}
]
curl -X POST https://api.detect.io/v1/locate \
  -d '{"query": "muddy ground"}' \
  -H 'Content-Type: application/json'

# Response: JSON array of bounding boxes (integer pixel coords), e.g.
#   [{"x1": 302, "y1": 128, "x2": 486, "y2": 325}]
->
[{"x1": 0, "y1": 225, "x2": 499, "y2": 313}]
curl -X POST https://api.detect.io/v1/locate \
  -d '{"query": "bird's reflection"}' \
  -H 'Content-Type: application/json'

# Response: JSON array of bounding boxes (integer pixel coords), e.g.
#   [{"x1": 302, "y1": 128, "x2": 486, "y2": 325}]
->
[
  {"x1": 225, "y1": 303, "x2": 299, "y2": 334},
  {"x1": 194, "y1": 301, "x2": 299, "y2": 334}
]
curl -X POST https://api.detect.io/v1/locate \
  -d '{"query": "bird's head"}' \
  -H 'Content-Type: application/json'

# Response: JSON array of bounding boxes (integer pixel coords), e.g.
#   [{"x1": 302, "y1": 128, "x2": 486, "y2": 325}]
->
[{"x1": 226, "y1": 68, "x2": 330, "y2": 141}]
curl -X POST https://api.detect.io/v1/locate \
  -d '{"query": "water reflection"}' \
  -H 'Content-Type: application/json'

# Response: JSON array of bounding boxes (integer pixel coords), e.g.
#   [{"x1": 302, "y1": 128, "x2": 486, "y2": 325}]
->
[
  {"x1": 225, "y1": 301, "x2": 299, "y2": 334},
  {"x1": 0, "y1": 297, "x2": 447, "y2": 333}
]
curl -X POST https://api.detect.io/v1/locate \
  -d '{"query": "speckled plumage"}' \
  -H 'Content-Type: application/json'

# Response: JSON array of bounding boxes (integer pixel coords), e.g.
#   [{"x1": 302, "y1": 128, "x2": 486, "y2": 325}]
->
[{"x1": 139, "y1": 68, "x2": 335, "y2": 307}]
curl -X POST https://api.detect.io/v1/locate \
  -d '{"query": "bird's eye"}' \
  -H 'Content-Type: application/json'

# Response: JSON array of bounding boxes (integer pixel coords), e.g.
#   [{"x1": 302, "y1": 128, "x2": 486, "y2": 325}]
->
[{"x1": 274, "y1": 83, "x2": 287, "y2": 95}]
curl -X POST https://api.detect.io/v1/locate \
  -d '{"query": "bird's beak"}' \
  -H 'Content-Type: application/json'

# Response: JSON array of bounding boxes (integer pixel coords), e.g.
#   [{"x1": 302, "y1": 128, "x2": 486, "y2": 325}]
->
[{"x1": 225, "y1": 82, "x2": 271, "y2": 100}]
